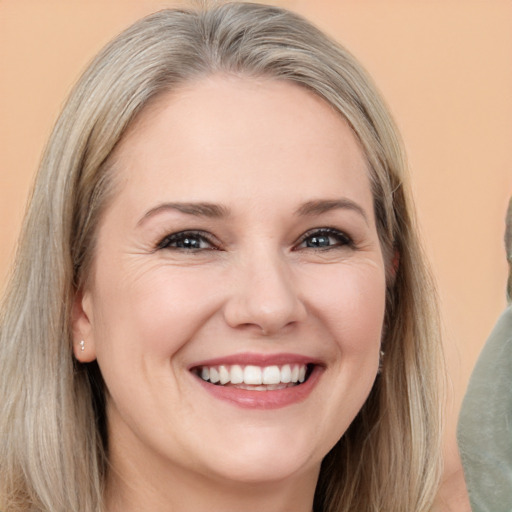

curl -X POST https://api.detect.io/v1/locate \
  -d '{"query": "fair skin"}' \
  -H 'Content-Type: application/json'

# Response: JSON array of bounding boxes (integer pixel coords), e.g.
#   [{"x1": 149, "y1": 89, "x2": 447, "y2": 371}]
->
[{"x1": 73, "y1": 76, "x2": 387, "y2": 512}]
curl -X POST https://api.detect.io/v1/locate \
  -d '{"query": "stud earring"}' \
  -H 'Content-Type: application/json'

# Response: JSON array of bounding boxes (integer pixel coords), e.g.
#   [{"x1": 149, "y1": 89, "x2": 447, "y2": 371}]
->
[{"x1": 80, "y1": 340, "x2": 85, "y2": 352}]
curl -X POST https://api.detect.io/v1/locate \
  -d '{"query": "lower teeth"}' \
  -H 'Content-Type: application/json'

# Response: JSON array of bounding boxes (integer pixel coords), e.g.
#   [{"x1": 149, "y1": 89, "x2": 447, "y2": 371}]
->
[
  {"x1": 209, "y1": 381, "x2": 300, "y2": 391},
  {"x1": 227, "y1": 382, "x2": 296, "y2": 391}
]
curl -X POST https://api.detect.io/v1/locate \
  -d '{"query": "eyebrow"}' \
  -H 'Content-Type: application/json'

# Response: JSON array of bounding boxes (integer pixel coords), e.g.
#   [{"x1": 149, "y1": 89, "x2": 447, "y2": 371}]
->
[
  {"x1": 137, "y1": 202, "x2": 230, "y2": 226},
  {"x1": 138, "y1": 198, "x2": 369, "y2": 226},
  {"x1": 296, "y1": 199, "x2": 369, "y2": 224}
]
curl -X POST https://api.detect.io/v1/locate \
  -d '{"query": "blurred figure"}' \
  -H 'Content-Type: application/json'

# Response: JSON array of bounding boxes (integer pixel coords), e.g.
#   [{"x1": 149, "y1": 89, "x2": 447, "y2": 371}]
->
[
  {"x1": 457, "y1": 197, "x2": 512, "y2": 512},
  {"x1": 507, "y1": 198, "x2": 512, "y2": 302}
]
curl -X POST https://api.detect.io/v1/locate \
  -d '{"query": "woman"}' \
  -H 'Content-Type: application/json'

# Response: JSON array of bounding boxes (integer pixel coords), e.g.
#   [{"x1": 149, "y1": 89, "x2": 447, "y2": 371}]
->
[{"x1": 0, "y1": 3, "x2": 443, "y2": 511}]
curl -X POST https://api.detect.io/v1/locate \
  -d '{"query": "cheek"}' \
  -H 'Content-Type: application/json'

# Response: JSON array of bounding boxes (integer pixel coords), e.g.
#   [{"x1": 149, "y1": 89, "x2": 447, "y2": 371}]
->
[
  {"x1": 304, "y1": 262, "x2": 387, "y2": 353},
  {"x1": 298, "y1": 263, "x2": 386, "y2": 451},
  {"x1": 91, "y1": 265, "x2": 223, "y2": 360},
  {"x1": 88, "y1": 266, "x2": 226, "y2": 424}
]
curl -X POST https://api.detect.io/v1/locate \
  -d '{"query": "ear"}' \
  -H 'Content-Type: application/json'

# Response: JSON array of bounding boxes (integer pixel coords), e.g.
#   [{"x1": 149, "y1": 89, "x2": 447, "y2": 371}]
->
[{"x1": 71, "y1": 289, "x2": 97, "y2": 363}]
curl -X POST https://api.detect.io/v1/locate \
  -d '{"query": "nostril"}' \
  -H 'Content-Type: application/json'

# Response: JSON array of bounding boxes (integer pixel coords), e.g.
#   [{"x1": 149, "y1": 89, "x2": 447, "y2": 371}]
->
[
  {"x1": 223, "y1": 292, "x2": 306, "y2": 336},
  {"x1": 221, "y1": 257, "x2": 307, "y2": 334}
]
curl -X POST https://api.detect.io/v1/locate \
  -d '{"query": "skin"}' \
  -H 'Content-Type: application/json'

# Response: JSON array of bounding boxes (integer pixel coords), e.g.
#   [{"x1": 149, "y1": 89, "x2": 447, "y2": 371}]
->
[{"x1": 73, "y1": 76, "x2": 387, "y2": 512}]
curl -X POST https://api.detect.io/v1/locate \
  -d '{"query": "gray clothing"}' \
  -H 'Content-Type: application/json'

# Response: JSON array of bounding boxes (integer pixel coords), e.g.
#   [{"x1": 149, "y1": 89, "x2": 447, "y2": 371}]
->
[{"x1": 458, "y1": 306, "x2": 512, "y2": 512}]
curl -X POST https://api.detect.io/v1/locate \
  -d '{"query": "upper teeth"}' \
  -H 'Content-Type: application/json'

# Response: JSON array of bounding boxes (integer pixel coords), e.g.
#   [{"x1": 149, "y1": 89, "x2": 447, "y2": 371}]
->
[{"x1": 198, "y1": 364, "x2": 308, "y2": 386}]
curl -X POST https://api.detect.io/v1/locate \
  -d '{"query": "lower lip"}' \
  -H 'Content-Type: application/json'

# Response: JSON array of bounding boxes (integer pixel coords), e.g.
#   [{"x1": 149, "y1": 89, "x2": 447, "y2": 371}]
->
[{"x1": 193, "y1": 366, "x2": 323, "y2": 409}]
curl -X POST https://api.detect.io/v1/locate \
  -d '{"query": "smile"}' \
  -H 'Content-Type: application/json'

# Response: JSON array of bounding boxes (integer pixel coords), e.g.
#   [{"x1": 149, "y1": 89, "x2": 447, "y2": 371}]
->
[
  {"x1": 193, "y1": 363, "x2": 311, "y2": 390},
  {"x1": 189, "y1": 354, "x2": 322, "y2": 409}
]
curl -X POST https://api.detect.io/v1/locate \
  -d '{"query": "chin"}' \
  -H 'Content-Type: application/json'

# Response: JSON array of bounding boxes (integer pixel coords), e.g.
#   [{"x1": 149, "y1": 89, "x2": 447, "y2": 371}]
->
[
  {"x1": 196, "y1": 427, "x2": 326, "y2": 485},
  {"x1": 208, "y1": 455, "x2": 315, "y2": 486}
]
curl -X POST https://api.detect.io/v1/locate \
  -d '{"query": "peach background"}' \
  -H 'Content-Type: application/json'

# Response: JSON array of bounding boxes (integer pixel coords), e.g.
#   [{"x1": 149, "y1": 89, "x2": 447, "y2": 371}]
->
[{"x1": 1, "y1": 1, "x2": 511, "y2": 508}]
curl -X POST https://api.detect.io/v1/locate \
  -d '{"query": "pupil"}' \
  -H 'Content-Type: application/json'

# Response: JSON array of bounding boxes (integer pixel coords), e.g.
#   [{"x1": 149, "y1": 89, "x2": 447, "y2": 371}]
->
[
  {"x1": 307, "y1": 235, "x2": 330, "y2": 247},
  {"x1": 178, "y1": 237, "x2": 200, "y2": 249}
]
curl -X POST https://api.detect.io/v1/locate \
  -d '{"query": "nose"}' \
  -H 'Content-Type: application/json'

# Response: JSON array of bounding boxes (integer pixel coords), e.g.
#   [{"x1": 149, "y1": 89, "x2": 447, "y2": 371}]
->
[{"x1": 223, "y1": 250, "x2": 307, "y2": 336}]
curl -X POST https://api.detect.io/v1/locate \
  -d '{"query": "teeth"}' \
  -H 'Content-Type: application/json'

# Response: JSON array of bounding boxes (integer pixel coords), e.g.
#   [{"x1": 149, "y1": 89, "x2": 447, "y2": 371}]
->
[
  {"x1": 219, "y1": 365, "x2": 230, "y2": 385},
  {"x1": 196, "y1": 363, "x2": 311, "y2": 387},
  {"x1": 230, "y1": 364, "x2": 244, "y2": 384},
  {"x1": 281, "y1": 364, "x2": 292, "y2": 383},
  {"x1": 236, "y1": 383, "x2": 290, "y2": 391},
  {"x1": 209, "y1": 367, "x2": 220, "y2": 384},
  {"x1": 244, "y1": 365, "x2": 262, "y2": 385},
  {"x1": 262, "y1": 365, "x2": 280, "y2": 385}
]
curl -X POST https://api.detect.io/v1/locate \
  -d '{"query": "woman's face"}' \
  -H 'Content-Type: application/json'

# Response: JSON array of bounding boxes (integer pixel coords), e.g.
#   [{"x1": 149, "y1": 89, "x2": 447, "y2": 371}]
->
[{"x1": 74, "y1": 76, "x2": 387, "y2": 489}]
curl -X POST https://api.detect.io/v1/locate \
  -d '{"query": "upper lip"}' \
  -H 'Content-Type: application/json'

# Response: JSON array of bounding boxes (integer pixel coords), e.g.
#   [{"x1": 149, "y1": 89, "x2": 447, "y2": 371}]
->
[{"x1": 188, "y1": 352, "x2": 324, "y2": 370}]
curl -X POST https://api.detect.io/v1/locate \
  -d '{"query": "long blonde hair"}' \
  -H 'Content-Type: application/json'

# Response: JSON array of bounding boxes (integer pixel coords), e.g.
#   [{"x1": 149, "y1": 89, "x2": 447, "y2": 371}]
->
[{"x1": 0, "y1": 3, "x2": 443, "y2": 511}]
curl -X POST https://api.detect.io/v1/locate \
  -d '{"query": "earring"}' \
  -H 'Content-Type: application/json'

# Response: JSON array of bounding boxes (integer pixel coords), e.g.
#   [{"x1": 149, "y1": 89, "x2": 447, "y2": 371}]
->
[
  {"x1": 378, "y1": 350, "x2": 385, "y2": 374},
  {"x1": 80, "y1": 340, "x2": 85, "y2": 352}
]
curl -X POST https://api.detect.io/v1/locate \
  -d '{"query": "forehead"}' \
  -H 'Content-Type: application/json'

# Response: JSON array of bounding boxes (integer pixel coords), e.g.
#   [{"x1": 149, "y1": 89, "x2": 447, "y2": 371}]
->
[{"x1": 110, "y1": 75, "x2": 372, "y2": 212}]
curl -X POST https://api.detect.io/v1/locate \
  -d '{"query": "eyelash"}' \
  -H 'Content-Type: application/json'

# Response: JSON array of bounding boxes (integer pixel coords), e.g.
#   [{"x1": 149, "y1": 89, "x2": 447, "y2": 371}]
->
[
  {"x1": 156, "y1": 230, "x2": 217, "y2": 251},
  {"x1": 156, "y1": 228, "x2": 354, "y2": 252},
  {"x1": 295, "y1": 228, "x2": 354, "y2": 251}
]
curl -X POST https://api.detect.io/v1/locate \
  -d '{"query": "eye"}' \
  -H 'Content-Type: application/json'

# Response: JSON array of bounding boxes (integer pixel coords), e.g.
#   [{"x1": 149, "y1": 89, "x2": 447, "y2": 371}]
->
[
  {"x1": 156, "y1": 230, "x2": 217, "y2": 251},
  {"x1": 296, "y1": 228, "x2": 353, "y2": 250}
]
